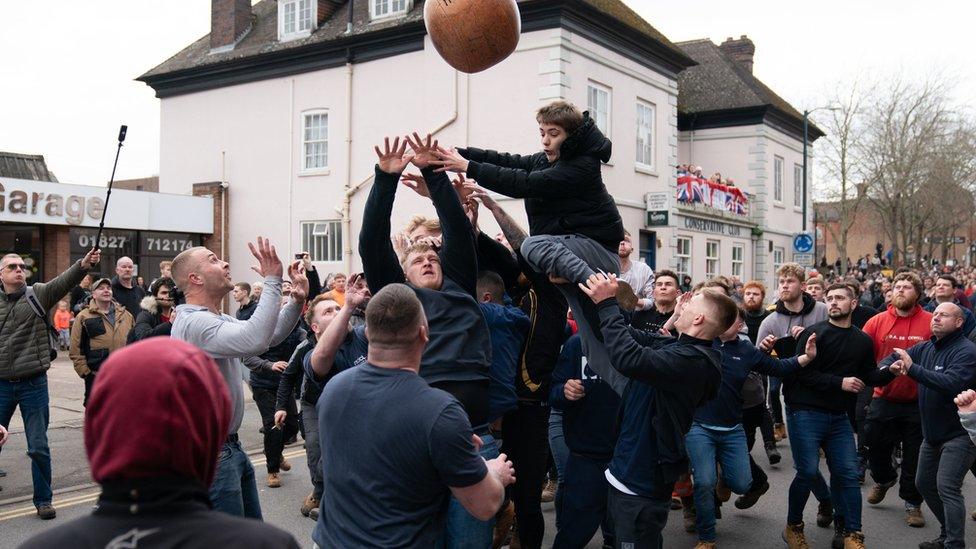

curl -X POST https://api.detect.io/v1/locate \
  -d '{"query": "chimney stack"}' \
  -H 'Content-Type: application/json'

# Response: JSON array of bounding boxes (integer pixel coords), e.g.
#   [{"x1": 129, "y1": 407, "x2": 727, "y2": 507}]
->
[
  {"x1": 719, "y1": 35, "x2": 755, "y2": 73},
  {"x1": 211, "y1": 0, "x2": 252, "y2": 52}
]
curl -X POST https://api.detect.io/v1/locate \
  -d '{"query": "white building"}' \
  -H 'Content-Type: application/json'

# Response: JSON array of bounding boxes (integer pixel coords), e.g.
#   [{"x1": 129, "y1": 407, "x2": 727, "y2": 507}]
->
[
  {"x1": 673, "y1": 36, "x2": 824, "y2": 290},
  {"x1": 140, "y1": 0, "x2": 821, "y2": 295}
]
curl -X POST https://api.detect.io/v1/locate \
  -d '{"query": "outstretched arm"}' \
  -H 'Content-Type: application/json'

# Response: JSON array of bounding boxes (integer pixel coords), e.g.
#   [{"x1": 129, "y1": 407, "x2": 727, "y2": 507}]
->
[
  {"x1": 457, "y1": 147, "x2": 537, "y2": 171},
  {"x1": 359, "y1": 138, "x2": 412, "y2": 293}
]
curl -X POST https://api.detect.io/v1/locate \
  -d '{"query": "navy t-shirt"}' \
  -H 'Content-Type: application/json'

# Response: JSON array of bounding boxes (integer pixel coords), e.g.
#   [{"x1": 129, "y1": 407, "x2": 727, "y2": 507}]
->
[
  {"x1": 314, "y1": 363, "x2": 488, "y2": 548},
  {"x1": 303, "y1": 326, "x2": 368, "y2": 389}
]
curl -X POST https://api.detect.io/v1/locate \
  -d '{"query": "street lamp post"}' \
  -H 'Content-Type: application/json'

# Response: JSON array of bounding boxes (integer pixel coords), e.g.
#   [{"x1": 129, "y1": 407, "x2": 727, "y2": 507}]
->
[{"x1": 802, "y1": 106, "x2": 838, "y2": 267}]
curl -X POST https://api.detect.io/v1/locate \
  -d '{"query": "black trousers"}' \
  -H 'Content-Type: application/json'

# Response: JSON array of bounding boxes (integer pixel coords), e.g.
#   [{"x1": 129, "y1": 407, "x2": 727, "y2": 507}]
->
[
  {"x1": 742, "y1": 403, "x2": 770, "y2": 488},
  {"x1": 864, "y1": 399, "x2": 923, "y2": 505},
  {"x1": 554, "y1": 453, "x2": 613, "y2": 549},
  {"x1": 83, "y1": 373, "x2": 96, "y2": 408},
  {"x1": 252, "y1": 387, "x2": 299, "y2": 474},
  {"x1": 606, "y1": 486, "x2": 670, "y2": 549},
  {"x1": 501, "y1": 402, "x2": 550, "y2": 549}
]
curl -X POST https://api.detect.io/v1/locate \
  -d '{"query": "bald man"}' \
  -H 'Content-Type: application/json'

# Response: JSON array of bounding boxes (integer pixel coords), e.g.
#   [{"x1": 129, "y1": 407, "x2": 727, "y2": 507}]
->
[
  {"x1": 887, "y1": 302, "x2": 976, "y2": 549},
  {"x1": 111, "y1": 256, "x2": 144, "y2": 318},
  {"x1": 169, "y1": 238, "x2": 308, "y2": 519}
]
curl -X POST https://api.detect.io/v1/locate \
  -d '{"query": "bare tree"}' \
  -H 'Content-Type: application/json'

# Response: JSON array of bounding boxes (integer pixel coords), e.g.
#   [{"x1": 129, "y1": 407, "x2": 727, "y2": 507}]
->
[
  {"x1": 858, "y1": 76, "x2": 953, "y2": 266},
  {"x1": 817, "y1": 79, "x2": 868, "y2": 275}
]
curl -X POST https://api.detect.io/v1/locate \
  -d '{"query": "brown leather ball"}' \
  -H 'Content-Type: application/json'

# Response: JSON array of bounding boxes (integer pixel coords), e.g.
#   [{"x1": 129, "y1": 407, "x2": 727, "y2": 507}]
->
[{"x1": 424, "y1": 0, "x2": 521, "y2": 74}]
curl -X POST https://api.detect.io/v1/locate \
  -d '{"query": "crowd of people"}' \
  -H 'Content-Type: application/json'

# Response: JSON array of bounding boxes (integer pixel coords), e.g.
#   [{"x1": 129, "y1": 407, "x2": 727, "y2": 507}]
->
[{"x1": 2, "y1": 100, "x2": 976, "y2": 549}]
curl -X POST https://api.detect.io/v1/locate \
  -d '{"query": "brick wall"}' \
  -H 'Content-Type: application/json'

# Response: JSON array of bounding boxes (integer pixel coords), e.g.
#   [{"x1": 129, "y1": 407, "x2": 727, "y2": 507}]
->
[
  {"x1": 211, "y1": 0, "x2": 252, "y2": 50},
  {"x1": 42, "y1": 226, "x2": 70, "y2": 282}
]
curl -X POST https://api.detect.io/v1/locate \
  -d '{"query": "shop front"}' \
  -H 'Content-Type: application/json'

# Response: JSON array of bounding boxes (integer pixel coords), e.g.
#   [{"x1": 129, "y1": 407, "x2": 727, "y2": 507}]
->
[{"x1": 0, "y1": 176, "x2": 213, "y2": 283}]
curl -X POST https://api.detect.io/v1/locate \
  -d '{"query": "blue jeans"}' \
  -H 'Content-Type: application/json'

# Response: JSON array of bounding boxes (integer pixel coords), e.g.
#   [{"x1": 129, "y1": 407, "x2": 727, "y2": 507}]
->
[
  {"x1": 210, "y1": 440, "x2": 262, "y2": 519},
  {"x1": 916, "y1": 435, "x2": 976, "y2": 548},
  {"x1": 442, "y1": 433, "x2": 499, "y2": 549},
  {"x1": 685, "y1": 423, "x2": 753, "y2": 542},
  {"x1": 548, "y1": 409, "x2": 570, "y2": 529},
  {"x1": 0, "y1": 374, "x2": 52, "y2": 507},
  {"x1": 786, "y1": 409, "x2": 861, "y2": 532}
]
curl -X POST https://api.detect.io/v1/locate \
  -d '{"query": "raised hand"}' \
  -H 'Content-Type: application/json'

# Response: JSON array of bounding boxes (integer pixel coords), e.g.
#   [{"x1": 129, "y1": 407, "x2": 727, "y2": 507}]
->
[
  {"x1": 954, "y1": 389, "x2": 976, "y2": 414},
  {"x1": 893, "y1": 348, "x2": 913, "y2": 369},
  {"x1": 374, "y1": 136, "x2": 413, "y2": 175},
  {"x1": 579, "y1": 272, "x2": 618, "y2": 304},
  {"x1": 391, "y1": 232, "x2": 410, "y2": 257},
  {"x1": 487, "y1": 453, "x2": 516, "y2": 487},
  {"x1": 673, "y1": 291, "x2": 693, "y2": 318},
  {"x1": 345, "y1": 273, "x2": 371, "y2": 308},
  {"x1": 287, "y1": 261, "x2": 309, "y2": 302},
  {"x1": 803, "y1": 333, "x2": 818, "y2": 361},
  {"x1": 81, "y1": 248, "x2": 102, "y2": 269},
  {"x1": 466, "y1": 183, "x2": 499, "y2": 211},
  {"x1": 463, "y1": 199, "x2": 480, "y2": 232},
  {"x1": 431, "y1": 145, "x2": 470, "y2": 174},
  {"x1": 248, "y1": 236, "x2": 283, "y2": 278},
  {"x1": 841, "y1": 377, "x2": 866, "y2": 393},
  {"x1": 405, "y1": 132, "x2": 439, "y2": 169},
  {"x1": 451, "y1": 173, "x2": 474, "y2": 203},
  {"x1": 400, "y1": 172, "x2": 430, "y2": 198}
]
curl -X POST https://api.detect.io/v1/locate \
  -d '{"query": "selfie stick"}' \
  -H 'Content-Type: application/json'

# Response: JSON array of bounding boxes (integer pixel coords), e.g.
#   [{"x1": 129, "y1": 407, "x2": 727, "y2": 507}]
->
[{"x1": 94, "y1": 125, "x2": 127, "y2": 251}]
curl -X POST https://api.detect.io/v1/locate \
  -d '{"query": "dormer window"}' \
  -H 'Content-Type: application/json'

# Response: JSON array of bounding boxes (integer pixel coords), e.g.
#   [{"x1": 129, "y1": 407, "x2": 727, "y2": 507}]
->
[
  {"x1": 371, "y1": 0, "x2": 410, "y2": 21},
  {"x1": 279, "y1": 0, "x2": 315, "y2": 41}
]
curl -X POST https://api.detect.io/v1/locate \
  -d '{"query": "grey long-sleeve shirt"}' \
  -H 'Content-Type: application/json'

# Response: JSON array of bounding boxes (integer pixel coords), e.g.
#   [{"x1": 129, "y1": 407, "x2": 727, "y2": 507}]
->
[{"x1": 171, "y1": 276, "x2": 302, "y2": 434}]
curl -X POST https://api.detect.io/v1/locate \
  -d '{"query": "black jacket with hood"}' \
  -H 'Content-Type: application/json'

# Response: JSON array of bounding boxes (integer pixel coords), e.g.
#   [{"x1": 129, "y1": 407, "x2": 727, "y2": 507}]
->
[
  {"x1": 459, "y1": 112, "x2": 625, "y2": 251},
  {"x1": 127, "y1": 295, "x2": 172, "y2": 344}
]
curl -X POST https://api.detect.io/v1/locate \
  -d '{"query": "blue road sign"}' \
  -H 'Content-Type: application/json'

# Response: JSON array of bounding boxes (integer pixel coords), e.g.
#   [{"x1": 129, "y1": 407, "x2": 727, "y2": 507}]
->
[{"x1": 793, "y1": 232, "x2": 814, "y2": 254}]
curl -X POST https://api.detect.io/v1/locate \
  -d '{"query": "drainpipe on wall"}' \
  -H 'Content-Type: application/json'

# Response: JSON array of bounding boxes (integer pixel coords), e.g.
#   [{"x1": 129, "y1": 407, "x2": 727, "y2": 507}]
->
[{"x1": 341, "y1": 69, "x2": 460, "y2": 274}]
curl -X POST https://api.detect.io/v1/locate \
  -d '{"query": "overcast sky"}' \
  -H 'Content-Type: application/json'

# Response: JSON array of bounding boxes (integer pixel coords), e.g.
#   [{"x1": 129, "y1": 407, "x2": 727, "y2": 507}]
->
[{"x1": 1, "y1": 0, "x2": 973, "y2": 187}]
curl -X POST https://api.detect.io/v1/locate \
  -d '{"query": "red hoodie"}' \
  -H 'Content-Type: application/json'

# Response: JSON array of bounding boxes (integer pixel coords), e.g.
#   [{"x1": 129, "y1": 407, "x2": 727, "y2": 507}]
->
[{"x1": 861, "y1": 304, "x2": 932, "y2": 403}]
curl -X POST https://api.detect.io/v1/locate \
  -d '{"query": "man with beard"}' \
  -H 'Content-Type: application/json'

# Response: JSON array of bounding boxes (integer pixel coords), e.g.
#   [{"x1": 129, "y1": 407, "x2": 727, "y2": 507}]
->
[
  {"x1": 783, "y1": 284, "x2": 897, "y2": 549},
  {"x1": 860, "y1": 272, "x2": 930, "y2": 528},
  {"x1": 742, "y1": 280, "x2": 771, "y2": 344},
  {"x1": 617, "y1": 231, "x2": 654, "y2": 312},
  {"x1": 630, "y1": 270, "x2": 680, "y2": 332},
  {"x1": 758, "y1": 264, "x2": 835, "y2": 529}
]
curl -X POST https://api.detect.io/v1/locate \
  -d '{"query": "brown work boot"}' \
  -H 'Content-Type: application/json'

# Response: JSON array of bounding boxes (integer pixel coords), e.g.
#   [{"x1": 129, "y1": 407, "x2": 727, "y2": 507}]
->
[
  {"x1": 906, "y1": 505, "x2": 925, "y2": 527},
  {"x1": 867, "y1": 480, "x2": 895, "y2": 505},
  {"x1": 774, "y1": 423, "x2": 787, "y2": 441},
  {"x1": 267, "y1": 472, "x2": 281, "y2": 488},
  {"x1": 540, "y1": 479, "x2": 556, "y2": 503},
  {"x1": 301, "y1": 491, "x2": 320, "y2": 517},
  {"x1": 843, "y1": 531, "x2": 865, "y2": 549},
  {"x1": 694, "y1": 542, "x2": 716, "y2": 549},
  {"x1": 492, "y1": 501, "x2": 515, "y2": 549},
  {"x1": 280, "y1": 455, "x2": 291, "y2": 472},
  {"x1": 782, "y1": 523, "x2": 809, "y2": 549}
]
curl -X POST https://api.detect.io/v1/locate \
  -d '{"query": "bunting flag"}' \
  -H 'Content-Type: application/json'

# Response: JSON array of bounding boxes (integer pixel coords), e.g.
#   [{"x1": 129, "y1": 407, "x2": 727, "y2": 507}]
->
[{"x1": 674, "y1": 171, "x2": 749, "y2": 215}]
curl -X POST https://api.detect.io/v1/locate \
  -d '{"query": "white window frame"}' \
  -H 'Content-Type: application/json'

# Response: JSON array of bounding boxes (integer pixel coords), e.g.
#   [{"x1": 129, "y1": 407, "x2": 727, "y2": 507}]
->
[
  {"x1": 587, "y1": 81, "x2": 612, "y2": 136},
  {"x1": 676, "y1": 236, "x2": 692, "y2": 282},
  {"x1": 773, "y1": 246, "x2": 785, "y2": 276},
  {"x1": 302, "y1": 110, "x2": 329, "y2": 174},
  {"x1": 635, "y1": 100, "x2": 655, "y2": 171},
  {"x1": 732, "y1": 244, "x2": 744, "y2": 279},
  {"x1": 773, "y1": 155, "x2": 784, "y2": 204},
  {"x1": 793, "y1": 163, "x2": 803, "y2": 209},
  {"x1": 278, "y1": 0, "x2": 315, "y2": 41},
  {"x1": 370, "y1": 0, "x2": 411, "y2": 21},
  {"x1": 301, "y1": 220, "x2": 343, "y2": 262},
  {"x1": 705, "y1": 240, "x2": 720, "y2": 279}
]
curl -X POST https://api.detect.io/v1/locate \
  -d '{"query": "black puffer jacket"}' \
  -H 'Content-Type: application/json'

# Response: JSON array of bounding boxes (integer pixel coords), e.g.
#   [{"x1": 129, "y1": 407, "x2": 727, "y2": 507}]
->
[
  {"x1": 460, "y1": 112, "x2": 624, "y2": 251},
  {"x1": 246, "y1": 323, "x2": 306, "y2": 391},
  {"x1": 127, "y1": 296, "x2": 172, "y2": 343}
]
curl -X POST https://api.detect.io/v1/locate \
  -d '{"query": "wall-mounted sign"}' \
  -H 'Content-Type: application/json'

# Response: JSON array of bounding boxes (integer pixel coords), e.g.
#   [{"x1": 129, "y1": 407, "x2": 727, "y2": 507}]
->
[
  {"x1": 645, "y1": 192, "x2": 670, "y2": 212},
  {"x1": 682, "y1": 216, "x2": 743, "y2": 237},
  {"x1": 0, "y1": 177, "x2": 214, "y2": 233},
  {"x1": 646, "y1": 211, "x2": 669, "y2": 227}
]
